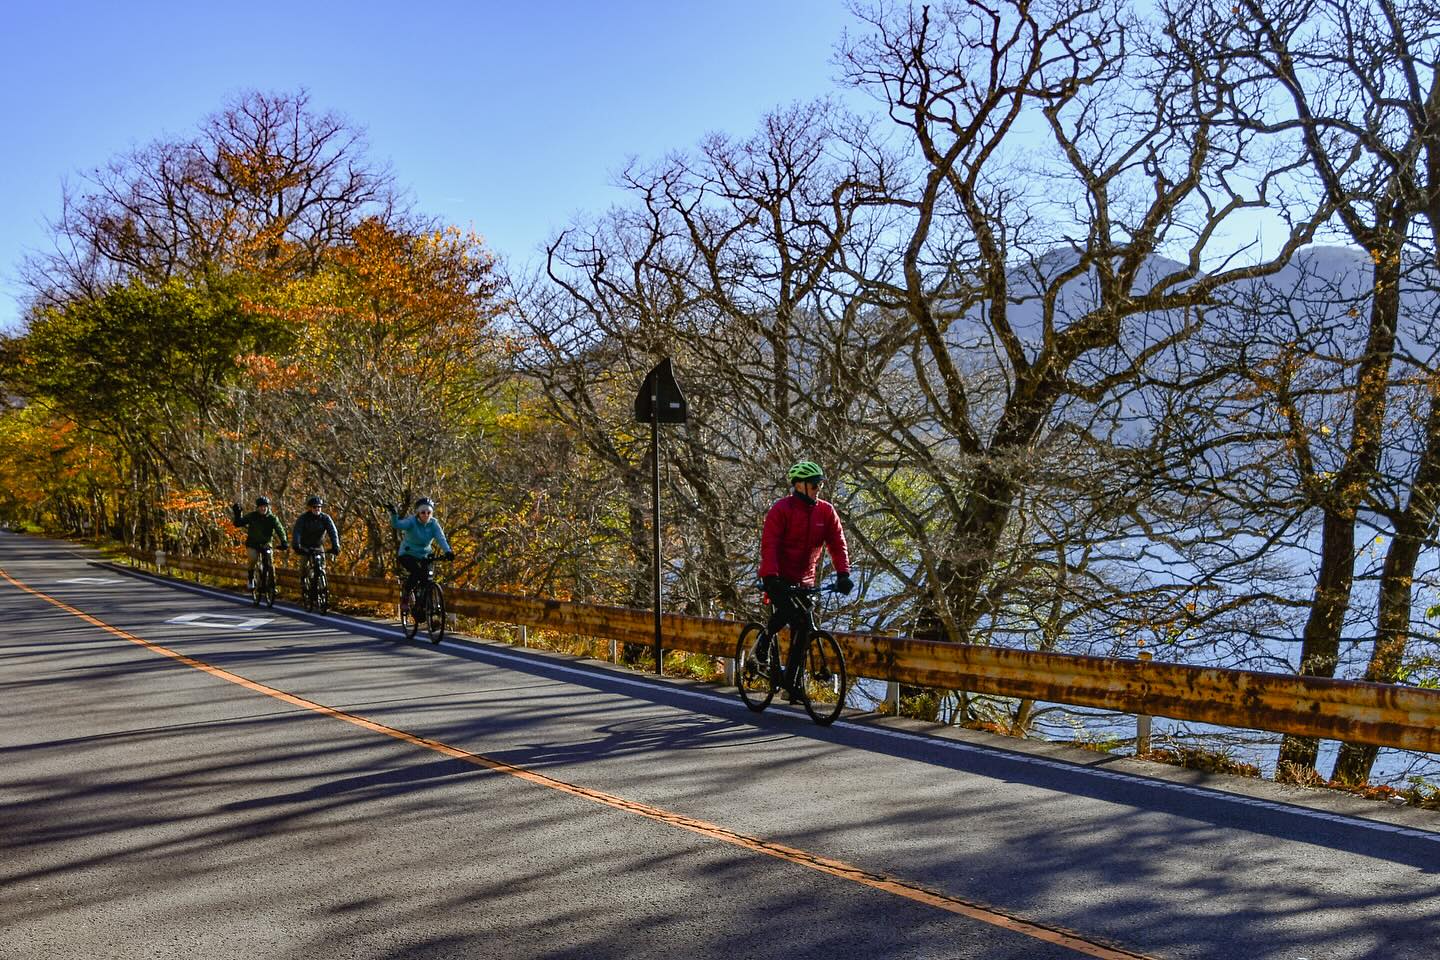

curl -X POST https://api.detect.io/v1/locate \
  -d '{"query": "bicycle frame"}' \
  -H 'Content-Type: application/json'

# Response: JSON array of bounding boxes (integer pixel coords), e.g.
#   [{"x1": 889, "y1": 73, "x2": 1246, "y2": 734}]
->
[
  {"x1": 400, "y1": 556, "x2": 448, "y2": 644},
  {"x1": 301, "y1": 550, "x2": 328, "y2": 610},
  {"x1": 251, "y1": 548, "x2": 277, "y2": 608},
  {"x1": 766, "y1": 586, "x2": 826, "y2": 673},
  {"x1": 737, "y1": 582, "x2": 848, "y2": 724}
]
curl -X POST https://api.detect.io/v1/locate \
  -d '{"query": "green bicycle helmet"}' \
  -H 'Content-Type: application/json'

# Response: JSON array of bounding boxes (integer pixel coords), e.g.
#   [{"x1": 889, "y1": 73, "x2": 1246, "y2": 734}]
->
[{"x1": 786, "y1": 460, "x2": 826, "y2": 484}]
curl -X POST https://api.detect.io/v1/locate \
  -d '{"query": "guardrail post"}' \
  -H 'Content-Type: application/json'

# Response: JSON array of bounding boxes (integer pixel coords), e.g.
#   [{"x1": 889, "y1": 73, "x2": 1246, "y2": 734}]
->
[
  {"x1": 609, "y1": 636, "x2": 618, "y2": 664},
  {"x1": 154, "y1": 549, "x2": 166, "y2": 573},
  {"x1": 719, "y1": 610, "x2": 735, "y2": 684},
  {"x1": 1136, "y1": 649, "x2": 1153, "y2": 755},
  {"x1": 886, "y1": 680, "x2": 901, "y2": 715},
  {"x1": 519, "y1": 624, "x2": 528, "y2": 648}
]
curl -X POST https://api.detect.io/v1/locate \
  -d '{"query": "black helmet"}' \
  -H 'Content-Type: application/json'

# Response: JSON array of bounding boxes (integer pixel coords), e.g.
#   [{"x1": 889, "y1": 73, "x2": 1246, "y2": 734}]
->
[
  {"x1": 256, "y1": 496, "x2": 271, "y2": 507},
  {"x1": 307, "y1": 495, "x2": 324, "y2": 508},
  {"x1": 414, "y1": 497, "x2": 435, "y2": 511}
]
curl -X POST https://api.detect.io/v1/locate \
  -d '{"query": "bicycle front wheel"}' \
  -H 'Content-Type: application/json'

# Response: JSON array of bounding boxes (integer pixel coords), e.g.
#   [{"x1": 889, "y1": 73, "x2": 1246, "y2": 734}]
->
[
  {"x1": 315, "y1": 571, "x2": 329, "y2": 615},
  {"x1": 736, "y1": 623, "x2": 777, "y2": 713},
  {"x1": 402, "y1": 590, "x2": 418, "y2": 640},
  {"x1": 263, "y1": 562, "x2": 276, "y2": 609},
  {"x1": 799, "y1": 629, "x2": 847, "y2": 726},
  {"x1": 426, "y1": 584, "x2": 446, "y2": 644}
]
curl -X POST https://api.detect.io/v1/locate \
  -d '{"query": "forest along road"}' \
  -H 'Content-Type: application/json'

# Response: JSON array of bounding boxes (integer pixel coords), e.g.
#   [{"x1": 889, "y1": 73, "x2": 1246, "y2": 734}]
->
[{"x1": 2, "y1": 533, "x2": 1436, "y2": 960}]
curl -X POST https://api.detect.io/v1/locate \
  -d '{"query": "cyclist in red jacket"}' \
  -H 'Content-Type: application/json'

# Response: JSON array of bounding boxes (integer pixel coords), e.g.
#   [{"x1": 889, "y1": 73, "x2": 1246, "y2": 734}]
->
[{"x1": 757, "y1": 461, "x2": 853, "y2": 675}]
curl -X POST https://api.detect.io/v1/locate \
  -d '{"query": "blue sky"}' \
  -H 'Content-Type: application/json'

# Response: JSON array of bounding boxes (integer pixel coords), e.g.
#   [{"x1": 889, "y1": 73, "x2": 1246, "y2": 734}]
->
[{"x1": 0, "y1": 1, "x2": 861, "y2": 331}]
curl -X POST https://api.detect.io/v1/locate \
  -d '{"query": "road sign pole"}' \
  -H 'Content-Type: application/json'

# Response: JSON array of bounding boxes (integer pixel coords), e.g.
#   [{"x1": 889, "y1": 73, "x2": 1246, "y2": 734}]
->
[
  {"x1": 652, "y1": 409, "x2": 662, "y2": 675},
  {"x1": 633, "y1": 357, "x2": 687, "y2": 679}
]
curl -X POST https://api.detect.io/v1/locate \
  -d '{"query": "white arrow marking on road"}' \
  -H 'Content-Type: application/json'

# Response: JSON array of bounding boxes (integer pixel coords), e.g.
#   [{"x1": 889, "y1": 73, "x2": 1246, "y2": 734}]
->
[{"x1": 167, "y1": 612, "x2": 273, "y2": 631}]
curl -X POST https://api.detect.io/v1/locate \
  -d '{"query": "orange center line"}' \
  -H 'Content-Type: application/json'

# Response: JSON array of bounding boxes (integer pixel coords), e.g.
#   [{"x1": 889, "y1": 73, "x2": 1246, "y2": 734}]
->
[{"x1": 1, "y1": 567, "x2": 1156, "y2": 960}]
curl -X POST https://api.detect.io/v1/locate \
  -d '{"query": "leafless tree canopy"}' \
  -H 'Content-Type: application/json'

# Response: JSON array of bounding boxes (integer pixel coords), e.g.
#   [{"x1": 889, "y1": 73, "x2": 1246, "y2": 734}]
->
[{"x1": 7, "y1": 3, "x2": 1440, "y2": 787}]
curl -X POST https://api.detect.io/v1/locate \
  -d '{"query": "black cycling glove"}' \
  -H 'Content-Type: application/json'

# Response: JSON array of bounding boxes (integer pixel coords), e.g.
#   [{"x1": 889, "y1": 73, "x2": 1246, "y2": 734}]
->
[
  {"x1": 834, "y1": 573, "x2": 854, "y2": 595},
  {"x1": 762, "y1": 575, "x2": 790, "y2": 597}
]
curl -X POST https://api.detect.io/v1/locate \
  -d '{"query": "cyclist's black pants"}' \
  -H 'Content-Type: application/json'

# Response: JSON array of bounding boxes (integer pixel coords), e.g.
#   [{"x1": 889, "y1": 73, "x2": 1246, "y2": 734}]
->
[
  {"x1": 399, "y1": 555, "x2": 431, "y2": 599},
  {"x1": 764, "y1": 592, "x2": 810, "y2": 686}
]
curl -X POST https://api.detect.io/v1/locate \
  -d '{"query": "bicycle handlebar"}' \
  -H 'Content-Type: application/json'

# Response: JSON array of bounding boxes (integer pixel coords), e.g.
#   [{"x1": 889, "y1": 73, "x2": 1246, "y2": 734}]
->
[{"x1": 757, "y1": 581, "x2": 843, "y2": 596}]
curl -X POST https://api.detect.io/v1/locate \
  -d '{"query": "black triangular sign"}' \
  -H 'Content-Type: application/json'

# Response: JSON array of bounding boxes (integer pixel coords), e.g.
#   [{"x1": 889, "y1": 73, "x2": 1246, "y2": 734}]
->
[{"x1": 634, "y1": 357, "x2": 687, "y2": 424}]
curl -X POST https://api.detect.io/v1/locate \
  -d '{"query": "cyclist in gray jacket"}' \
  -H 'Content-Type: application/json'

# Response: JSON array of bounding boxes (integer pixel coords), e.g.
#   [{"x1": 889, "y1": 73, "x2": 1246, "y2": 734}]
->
[{"x1": 293, "y1": 495, "x2": 341, "y2": 597}]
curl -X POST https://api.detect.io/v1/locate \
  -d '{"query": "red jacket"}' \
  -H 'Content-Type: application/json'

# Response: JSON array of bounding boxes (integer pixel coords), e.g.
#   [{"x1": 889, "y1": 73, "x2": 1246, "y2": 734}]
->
[{"x1": 759, "y1": 493, "x2": 850, "y2": 585}]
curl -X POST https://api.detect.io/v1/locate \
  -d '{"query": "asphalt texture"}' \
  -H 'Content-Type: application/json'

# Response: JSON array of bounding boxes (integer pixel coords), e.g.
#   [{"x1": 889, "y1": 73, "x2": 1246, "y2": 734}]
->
[{"x1": 2, "y1": 532, "x2": 1438, "y2": 960}]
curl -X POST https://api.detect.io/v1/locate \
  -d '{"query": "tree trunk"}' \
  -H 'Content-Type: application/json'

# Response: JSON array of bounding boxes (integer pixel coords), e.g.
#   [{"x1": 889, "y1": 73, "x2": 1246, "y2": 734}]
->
[
  {"x1": 1277, "y1": 246, "x2": 1402, "y2": 778},
  {"x1": 1332, "y1": 393, "x2": 1440, "y2": 784}
]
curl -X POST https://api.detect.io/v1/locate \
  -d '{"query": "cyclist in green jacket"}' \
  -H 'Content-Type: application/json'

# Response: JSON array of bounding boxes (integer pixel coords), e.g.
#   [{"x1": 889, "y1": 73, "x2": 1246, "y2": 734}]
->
[{"x1": 230, "y1": 497, "x2": 289, "y2": 590}]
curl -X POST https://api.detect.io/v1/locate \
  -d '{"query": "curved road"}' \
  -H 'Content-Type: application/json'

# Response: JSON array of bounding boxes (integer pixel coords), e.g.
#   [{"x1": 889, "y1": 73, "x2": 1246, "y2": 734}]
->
[{"x1": 2, "y1": 533, "x2": 1436, "y2": 960}]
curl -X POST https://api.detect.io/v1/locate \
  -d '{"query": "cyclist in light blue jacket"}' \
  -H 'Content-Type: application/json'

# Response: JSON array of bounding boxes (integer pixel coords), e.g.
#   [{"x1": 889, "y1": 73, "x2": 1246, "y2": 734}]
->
[{"x1": 388, "y1": 497, "x2": 454, "y2": 614}]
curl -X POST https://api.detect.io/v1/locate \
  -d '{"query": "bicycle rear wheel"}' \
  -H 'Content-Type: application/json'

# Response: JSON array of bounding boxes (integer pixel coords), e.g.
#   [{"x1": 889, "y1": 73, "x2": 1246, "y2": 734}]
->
[
  {"x1": 426, "y1": 584, "x2": 446, "y2": 644},
  {"x1": 736, "y1": 623, "x2": 777, "y2": 712},
  {"x1": 798, "y1": 629, "x2": 847, "y2": 726}
]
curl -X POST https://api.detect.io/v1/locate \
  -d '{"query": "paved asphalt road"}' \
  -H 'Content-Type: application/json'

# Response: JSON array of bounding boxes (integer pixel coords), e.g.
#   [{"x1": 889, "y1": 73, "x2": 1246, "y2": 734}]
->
[{"x1": 2, "y1": 533, "x2": 1437, "y2": 960}]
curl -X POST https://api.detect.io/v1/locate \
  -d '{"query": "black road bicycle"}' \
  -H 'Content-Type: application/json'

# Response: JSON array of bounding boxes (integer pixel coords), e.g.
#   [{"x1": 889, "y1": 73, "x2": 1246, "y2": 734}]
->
[
  {"x1": 400, "y1": 556, "x2": 448, "y2": 644},
  {"x1": 299, "y1": 548, "x2": 333, "y2": 614},
  {"x1": 735, "y1": 582, "x2": 849, "y2": 726},
  {"x1": 250, "y1": 547, "x2": 279, "y2": 609}
]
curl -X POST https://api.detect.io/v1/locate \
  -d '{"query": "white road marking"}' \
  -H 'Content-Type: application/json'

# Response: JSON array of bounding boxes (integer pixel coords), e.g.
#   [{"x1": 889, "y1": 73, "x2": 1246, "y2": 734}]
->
[
  {"x1": 167, "y1": 612, "x2": 274, "y2": 631},
  {"x1": 58, "y1": 577, "x2": 126, "y2": 585}
]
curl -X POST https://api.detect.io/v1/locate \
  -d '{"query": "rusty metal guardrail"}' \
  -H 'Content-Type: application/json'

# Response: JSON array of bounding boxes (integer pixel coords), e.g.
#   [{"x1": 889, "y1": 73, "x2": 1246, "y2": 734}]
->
[{"x1": 124, "y1": 548, "x2": 1440, "y2": 754}]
